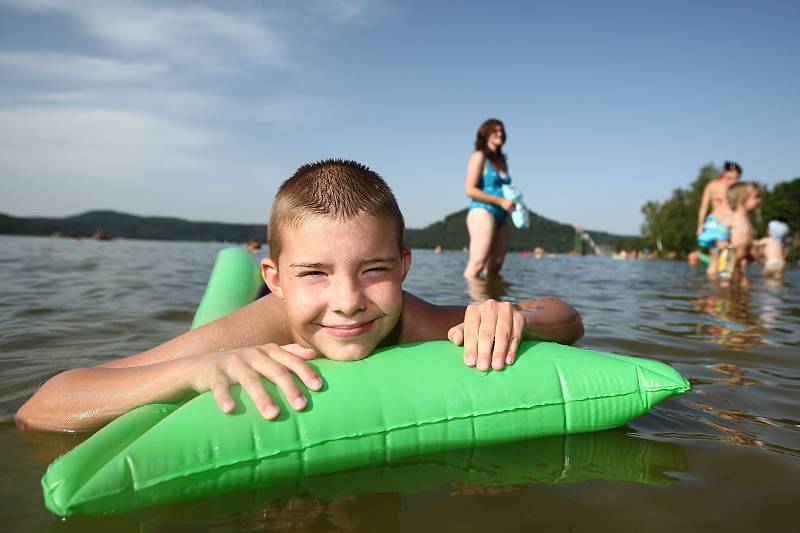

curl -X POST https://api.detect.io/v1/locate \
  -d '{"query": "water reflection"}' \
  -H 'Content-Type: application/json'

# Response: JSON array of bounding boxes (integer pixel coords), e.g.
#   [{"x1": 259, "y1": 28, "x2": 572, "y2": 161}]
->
[
  {"x1": 48, "y1": 430, "x2": 687, "y2": 530},
  {"x1": 465, "y1": 275, "x2": 512, "y2": 302},
  {"x1": 692, "y1": 286, "x2": 766, "y2": 348}
]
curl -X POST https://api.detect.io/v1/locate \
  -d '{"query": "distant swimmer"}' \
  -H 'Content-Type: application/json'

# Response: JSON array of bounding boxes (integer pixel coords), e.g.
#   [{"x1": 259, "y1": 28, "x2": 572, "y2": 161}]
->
[
  {"x1": 754, "y1": 220, "x2": 790, "y2": 280},
  {"x1": 697, "y1": 161, "x2": 742, "y2": 279}
]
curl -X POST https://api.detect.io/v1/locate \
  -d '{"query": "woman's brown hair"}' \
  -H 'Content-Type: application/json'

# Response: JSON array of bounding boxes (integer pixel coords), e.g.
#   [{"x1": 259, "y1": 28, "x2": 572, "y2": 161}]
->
[{"x1": 474, "y1": 118, "x2": 507, "y2": 173}]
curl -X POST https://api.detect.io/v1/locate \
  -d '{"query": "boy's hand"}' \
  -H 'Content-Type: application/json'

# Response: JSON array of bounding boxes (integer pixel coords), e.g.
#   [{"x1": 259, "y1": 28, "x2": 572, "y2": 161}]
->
[
  {"x1": 190, "y1": 343, "x2": 323, "y2": 419},
  {"x1": 447, "y1": 299, "x2": 525, "y2": 371}
]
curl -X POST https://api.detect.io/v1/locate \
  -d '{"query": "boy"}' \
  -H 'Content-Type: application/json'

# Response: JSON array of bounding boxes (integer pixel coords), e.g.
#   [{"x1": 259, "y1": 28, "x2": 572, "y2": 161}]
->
[
  {"x1": 16, "y1": 160, "x2": 583, "y2": 432},
  {"x1": 754, "y1": 220, "x2": 789, "y2": 280},
  {"x1": 723, "y1": 182, "x2": 761, "y2": 286}
]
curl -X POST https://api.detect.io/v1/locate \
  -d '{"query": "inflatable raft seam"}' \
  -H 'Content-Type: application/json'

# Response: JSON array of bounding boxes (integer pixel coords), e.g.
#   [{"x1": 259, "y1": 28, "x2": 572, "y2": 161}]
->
[
  {"x1": 47, "y1": 383, "x2": 683, "y2": 512},
  {"x1": 119, "y1": 387, "x2": 677, "y2": 493}
]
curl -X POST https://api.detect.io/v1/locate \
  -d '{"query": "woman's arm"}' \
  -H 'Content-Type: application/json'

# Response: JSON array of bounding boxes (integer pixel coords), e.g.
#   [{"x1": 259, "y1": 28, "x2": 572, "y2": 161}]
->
[{"x1": 464, "y1": 151, "x2": 512, "y2": 209}]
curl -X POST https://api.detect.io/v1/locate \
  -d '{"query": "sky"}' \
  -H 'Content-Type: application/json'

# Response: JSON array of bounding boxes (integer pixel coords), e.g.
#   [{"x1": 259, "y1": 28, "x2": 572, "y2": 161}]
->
[{"x1": 0, "y1": 0, "x2": 797, "y2": 235}]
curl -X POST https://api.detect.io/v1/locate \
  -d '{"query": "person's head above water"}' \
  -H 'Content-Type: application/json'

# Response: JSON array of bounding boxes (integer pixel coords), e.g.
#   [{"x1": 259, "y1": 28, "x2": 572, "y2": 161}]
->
[
  {"x1": 263, "y1": 159, "x2": 411, "y2": 361},
  {"x1": 475, "y1": 118, "x2": 507, "y2": 172},
  {"x1": 722, "y1": 161, "x2": 742, "y2": 180},
  {"x1": 768, "y1": 220, "x2": 790, "y2": 243},
  {"x1": 267, "y1": 159, "x2": 405, "y2": 261},
  {"x1": 726, "y1": 181, "x2": 760, "y2": 212}
]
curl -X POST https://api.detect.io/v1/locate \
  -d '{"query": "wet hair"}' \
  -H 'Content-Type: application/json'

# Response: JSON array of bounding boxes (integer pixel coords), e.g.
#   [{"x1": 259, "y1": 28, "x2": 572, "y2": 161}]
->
[
  {"x1": 268, "y1": 159, "x2": 405, "y2": 261},
  {"x1": 723, "y1": 161, "x2": 742, "y2": 176},
  {"x1": 475, "y1": 118, "x2": 508, "y2": 173},
  {"x1": 726, "y1": 181, "x2": 758, "y2": 209}
]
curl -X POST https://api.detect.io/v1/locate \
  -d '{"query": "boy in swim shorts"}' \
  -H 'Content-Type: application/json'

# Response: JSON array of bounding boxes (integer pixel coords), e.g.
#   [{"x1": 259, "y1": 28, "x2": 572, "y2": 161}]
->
[{"x1": 16, "y1": 160, "x2": 584, "y2": 432}]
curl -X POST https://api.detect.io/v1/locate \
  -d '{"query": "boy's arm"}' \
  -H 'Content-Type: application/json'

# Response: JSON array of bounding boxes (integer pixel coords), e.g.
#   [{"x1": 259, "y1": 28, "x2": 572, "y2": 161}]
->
[
  {"x1": 99, "y1": 294, "x2": 291, "y2": 368},
  {"x1": 15, "y1": 295, "x2": 321, "y2": 432},
  {"x1": 394, "y1": 292, "x2": 584, "y2": 370}
]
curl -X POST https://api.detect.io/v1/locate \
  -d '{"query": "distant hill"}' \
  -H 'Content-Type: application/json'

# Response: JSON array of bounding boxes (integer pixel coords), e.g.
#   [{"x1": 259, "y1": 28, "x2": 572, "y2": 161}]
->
[
  {"x1": 0, "y1": 209, "x2": 636, "y2": 252},
  {"x1": 0, "y1": 211, "x2": 266, "y2": 242},
  {"x1": 406, "y1": 208, "x2": 636, "y2": 253}
]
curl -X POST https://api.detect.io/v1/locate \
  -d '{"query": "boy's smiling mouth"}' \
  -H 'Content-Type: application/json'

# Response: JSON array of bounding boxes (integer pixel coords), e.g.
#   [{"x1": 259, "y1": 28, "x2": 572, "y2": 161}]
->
[{"x1": 319, "y1": 317, "x2": 379, "y2": 338}]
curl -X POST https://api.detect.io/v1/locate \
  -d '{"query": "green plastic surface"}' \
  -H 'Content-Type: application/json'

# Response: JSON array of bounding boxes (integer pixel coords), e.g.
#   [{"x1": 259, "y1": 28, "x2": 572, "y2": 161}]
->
[
  {"x1": 191, "y1": 247, "x2": 262, "y2": 329},
  {"x1": 48, "y1": 431, "x2": 689, "y2": 528},
  {"x1": 42, "y1": 249, "x2": 690, "y2": 516}
]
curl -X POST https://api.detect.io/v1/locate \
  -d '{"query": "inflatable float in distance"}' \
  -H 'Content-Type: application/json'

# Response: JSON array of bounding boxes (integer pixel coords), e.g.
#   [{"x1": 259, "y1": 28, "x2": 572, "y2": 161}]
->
[{"x1": 42, "y1": 248, "x2": 690, "y2": 516}]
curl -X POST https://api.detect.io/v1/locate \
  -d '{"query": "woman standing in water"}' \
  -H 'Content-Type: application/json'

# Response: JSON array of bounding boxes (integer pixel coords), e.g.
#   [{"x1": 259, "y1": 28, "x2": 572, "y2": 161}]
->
[
  {"x1": 463, "y1": 118, "x2": 514, "y2": 278},
  {"x1": 697, "y1": 161, "x2": 742, "y2": 279}
]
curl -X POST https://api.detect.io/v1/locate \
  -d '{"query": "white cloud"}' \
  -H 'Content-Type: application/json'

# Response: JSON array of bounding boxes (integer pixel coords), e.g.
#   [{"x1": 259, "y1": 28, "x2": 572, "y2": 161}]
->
[
  {"x1": 0, "y1": 106, "x2": 215, "y2": 182},
  {"x1": 0, "y1": 52, "x2": 170, "y2": 83},
  {"x1": 0, "y1": 0, "x2": 286, "y2": 69},
  {"x1": 309, "y1": 0, "x2": 371, "y2": 22}
]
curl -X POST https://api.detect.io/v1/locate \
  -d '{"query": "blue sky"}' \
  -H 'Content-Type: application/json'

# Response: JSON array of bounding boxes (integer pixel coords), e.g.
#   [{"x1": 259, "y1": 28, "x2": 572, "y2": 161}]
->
[{"x1": 0, "y1": 0, "x2": 797, "y2": 235}]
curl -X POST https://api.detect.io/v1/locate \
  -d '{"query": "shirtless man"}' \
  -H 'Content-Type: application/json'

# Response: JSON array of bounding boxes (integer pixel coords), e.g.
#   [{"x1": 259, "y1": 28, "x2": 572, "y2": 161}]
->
[{"x1": 697, "y1": 161, "x2": 742, "y2": 279}]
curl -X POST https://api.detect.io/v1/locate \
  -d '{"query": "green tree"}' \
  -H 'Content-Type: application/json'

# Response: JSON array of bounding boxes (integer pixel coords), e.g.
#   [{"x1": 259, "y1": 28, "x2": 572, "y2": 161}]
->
[
  {"x1": 758, "y1": 178, "x2": 800, "y2": 262},
  {"x1": 640, "y1": 163, "x2": 719, "y2": 256}
]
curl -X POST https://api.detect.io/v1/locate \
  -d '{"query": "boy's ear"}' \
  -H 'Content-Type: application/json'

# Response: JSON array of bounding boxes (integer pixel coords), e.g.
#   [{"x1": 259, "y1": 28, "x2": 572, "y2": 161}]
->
[
  {"x1": 261, "y1": 258, "x2": 284, "y2": 299},
  {"x1": 400, "y1": 247, "x2": 412, "y2": 281}
]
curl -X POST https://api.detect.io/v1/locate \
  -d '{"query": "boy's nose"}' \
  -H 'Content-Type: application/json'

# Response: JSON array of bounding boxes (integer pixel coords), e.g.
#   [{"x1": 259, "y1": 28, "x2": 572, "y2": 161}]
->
[{"x1": 329, "y1": 276, "x2": 367, "y2": 316}]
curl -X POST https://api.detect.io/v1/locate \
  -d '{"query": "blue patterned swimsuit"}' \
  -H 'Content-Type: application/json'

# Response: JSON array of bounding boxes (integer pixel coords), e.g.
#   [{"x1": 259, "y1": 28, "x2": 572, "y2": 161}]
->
[{"x1": 469, "y1": 161, "x2": 511, "y2": 225}]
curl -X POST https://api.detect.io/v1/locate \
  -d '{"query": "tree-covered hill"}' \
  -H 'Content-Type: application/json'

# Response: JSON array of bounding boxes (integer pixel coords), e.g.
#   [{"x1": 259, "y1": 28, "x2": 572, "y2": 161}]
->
[
  {"x1": 406, "y1": 209, "x2": 635, "y2": 252},
  {"x1": 0, "y1": 208, "x2": 635, "y2": 253},
  {"x1": 0, "y1": 210, "x2": 266, "y2": 242}
]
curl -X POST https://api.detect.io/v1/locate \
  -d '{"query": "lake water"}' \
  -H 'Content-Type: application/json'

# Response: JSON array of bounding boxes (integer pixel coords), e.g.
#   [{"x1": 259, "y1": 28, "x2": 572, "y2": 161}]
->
[{"x1": 1, "y1": 235, "x2": 798, "y2": 531}]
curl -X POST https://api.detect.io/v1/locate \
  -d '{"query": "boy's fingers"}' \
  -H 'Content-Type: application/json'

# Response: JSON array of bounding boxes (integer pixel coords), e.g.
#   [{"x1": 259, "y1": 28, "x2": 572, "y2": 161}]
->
[
  {"x1": 281, "y1": 343, "x2": 318, "y2": 360},
  {"x1": 270, "y1": 348, "x2": 324, "y2": 391},
  {"x1": 491, "y1": 303, "x2": 514, "y2": 370},
  {"x1": 251, "y1": 357, "x2": 307, "y2": 412},
  {"x1": 477, "y1": 302, "x2": 499, "y2": 371},
  {"x1": 507, "y1": 312, "x2": 525, "y2": 365},
  {"x1": 448, "y1": 324, "x2": 465, "y2": 346},
  {"x1": 463, "y1": 305, "x2": 481, "y2": 366},
  {"x1": 238, "y1": 371, "x2": 281, "y2": 419},
  {"x1": 210, "y1": 379, "x2": 236, "y2": 414}
]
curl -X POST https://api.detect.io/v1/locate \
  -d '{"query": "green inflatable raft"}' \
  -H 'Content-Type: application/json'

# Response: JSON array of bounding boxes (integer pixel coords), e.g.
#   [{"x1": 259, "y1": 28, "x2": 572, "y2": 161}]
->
[{"x1": 42, "y1": 248, "x2": 690, "y2": 516}]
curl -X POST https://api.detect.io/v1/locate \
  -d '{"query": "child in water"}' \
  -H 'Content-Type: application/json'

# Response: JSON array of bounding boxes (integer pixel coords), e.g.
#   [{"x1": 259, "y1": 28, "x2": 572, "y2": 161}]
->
[
  {"x1": 754, "y1": 220, "x2": 790, "y2": 280},
  {"x1": 722, "y1": 182, "x2": 761, "y2": 286},
  {"x1": 16, "y1": 160, "x2": 584, "y2": 432}
]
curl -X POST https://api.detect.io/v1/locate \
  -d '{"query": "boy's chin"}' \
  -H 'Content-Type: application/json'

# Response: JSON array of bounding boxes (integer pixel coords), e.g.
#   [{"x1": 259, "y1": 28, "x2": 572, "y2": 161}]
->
[{"x1": 316, "y1": 341, "x2": 377, "y2": 362}]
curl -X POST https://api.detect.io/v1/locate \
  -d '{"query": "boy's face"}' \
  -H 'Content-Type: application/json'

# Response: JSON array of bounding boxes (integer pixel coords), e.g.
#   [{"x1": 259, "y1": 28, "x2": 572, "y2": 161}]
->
[
  {"x1": 262, "y1": 214, "x2": 411, "y2": 361},
  {"x1": 745, "y1": 188, "x2": 761, "y2": 211}
]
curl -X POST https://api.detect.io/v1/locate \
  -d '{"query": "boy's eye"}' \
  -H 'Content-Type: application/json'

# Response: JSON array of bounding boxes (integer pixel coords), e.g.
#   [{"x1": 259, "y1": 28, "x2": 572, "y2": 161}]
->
[{"x1": 298, "y1": 270, "x2": 325, "y2": 278}]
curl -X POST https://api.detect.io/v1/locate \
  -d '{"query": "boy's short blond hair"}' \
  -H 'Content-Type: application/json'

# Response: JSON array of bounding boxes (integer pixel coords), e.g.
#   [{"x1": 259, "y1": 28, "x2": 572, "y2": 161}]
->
[
  {"x1": 726, "y1": 182, "x2": 757, "y2": 209},
  {"x1": 268, "y1": 159, "x2": 405, "y2": 260}
]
